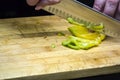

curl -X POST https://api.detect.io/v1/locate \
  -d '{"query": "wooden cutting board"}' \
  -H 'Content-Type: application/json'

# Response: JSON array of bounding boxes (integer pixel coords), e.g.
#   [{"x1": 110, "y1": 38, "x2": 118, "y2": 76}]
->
[{"x1": 0, "y1": 16, "x2": 120, "y2": 80}]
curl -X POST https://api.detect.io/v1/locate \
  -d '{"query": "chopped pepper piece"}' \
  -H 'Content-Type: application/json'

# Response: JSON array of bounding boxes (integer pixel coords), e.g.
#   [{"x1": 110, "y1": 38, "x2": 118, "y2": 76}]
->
[
  {"x1": 87, "y1": 23, "x2": 104, "y2": 33},
  {"x1": 67, "y1": 18, "x2": 104, "y2": 33},
  {"x1": 51, "y1": 44, "x2": 56, "y2": 48},
  {"x1": 68, "y1": 25, "x2": 104, "y2": 40},
  {"x1": 62, "y1": 34, "x2": 105, "y2": 50},
  {"x1": 62, "y1": 18, "x2": 106, "y2": 50},
  {"x1": 67, "y1": 17, "x2": 84, "y2": 26}
]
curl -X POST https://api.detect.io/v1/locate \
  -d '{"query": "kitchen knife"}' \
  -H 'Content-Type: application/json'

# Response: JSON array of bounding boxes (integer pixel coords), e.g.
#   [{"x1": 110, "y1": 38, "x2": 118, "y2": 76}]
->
[{"x1": 43, "y1": 0, "x2": 120, "y2": 38}]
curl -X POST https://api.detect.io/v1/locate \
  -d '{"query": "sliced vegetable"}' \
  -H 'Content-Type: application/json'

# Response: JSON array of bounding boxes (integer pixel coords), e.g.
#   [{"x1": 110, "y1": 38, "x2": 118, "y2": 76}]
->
[
  {"x1": 57, "y1": 32, "x2": 65, "y2": 36},
  {"x1": 67, "y1": 18, "x2": 104, "y2": 33},
  {"x1": 62, "y1": 18, "x2": 106, "y2": 50},
  {"x1": 87, "y1": 23, "x2": 104, "y2": 33},
  {"x1": 62, "y1": 34, "x2": 105, "y2": 50},
  {"x1": 67, "y1": 17, "x2": 84, "y2": 26},
  {"x1": 51, "y1": 44, "x2": 56, "y2": 48}
]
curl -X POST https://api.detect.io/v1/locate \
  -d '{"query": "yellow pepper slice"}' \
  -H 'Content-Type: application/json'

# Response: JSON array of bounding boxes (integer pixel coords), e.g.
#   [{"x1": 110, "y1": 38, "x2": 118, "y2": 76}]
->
[{"x1": 62, "y1": 18, "x2": 106, "y2": 50}]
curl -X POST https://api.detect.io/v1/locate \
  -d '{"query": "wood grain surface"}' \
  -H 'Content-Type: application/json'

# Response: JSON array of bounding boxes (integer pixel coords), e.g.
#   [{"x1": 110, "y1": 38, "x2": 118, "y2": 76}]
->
[{"x1": 0, "y1": 16, "x2": 120, "y2": 80}]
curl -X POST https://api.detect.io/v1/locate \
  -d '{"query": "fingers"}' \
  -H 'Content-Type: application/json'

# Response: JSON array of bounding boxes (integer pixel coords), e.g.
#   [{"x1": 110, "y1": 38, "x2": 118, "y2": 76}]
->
[
  {"x1": 26, "y1": 0, "x2": 61, "y2": 10},
  {"x1": 115, "y1": 2, "x2": 120, "y2": 20},
  {"x1": 93, "y1": 0, "x2": 106, "y2": 11},
  {"x1": 93, "y1": 0, "x2": 120, "y2": 20},
  {"x1": 35, "y1": 0, "x2": 60, "y2": 10},
  {"x1": 103, "y1": 0, "x2": 119, "y2": 17},
  {"x1": 26, "y1": 0, "x2": 39, "y2": 6}
]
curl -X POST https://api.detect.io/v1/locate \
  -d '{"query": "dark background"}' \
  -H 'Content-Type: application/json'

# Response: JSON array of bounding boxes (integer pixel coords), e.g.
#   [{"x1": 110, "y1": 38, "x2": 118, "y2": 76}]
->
[
  {"x1": 0, "y1": 0, "x2": 119, "y2": 80},
  {"x1": 0, "y1": 0, "x2": 94, "y2": 18}
]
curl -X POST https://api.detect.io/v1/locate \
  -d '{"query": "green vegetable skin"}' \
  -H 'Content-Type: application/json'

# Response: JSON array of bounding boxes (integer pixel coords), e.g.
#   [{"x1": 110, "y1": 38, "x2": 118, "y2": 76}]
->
[
  {"x1": 62, "y1": 18, "x2": 106, "y2": 50},
  {"x1": 51, "y1": 44, "x2": 56, "y2": 48}
]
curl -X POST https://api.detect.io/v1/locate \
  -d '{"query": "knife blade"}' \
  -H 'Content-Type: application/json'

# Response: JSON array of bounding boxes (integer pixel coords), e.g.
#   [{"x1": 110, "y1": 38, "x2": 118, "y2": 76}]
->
[{"x1": 43, "y1": 0, "x2": 120, "y2": 38}]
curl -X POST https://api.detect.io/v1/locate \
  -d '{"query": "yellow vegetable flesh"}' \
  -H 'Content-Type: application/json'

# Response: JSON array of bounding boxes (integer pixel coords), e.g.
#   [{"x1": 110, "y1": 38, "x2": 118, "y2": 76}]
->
[{"x1": 62, "y1": 18, "x2": 106, "y2": 50}]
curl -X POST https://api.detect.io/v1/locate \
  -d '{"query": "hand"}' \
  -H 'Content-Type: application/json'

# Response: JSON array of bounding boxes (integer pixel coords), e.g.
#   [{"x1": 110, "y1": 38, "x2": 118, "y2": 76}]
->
[
  {"x1": 26, "y1": 0, "x2": 61, "y2": 10},
  {"x1": 93, "y1": 0, "x2": 120, "y2": 20}
]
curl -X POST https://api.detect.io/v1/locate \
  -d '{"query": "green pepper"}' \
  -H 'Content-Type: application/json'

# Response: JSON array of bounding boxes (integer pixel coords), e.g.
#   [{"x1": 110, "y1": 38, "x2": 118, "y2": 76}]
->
[
  {"x1": 68, "y1": 25, "x2": 105, "y2": 40},
  {"x1": 67, "y1": 17, "x2": 84, "y2": 26},
  {"x1": 67, "y1": 18, "x2": 104, "y2": 33},
  {"x1": 62, "y1": 35, "x2": 105, "y2": 50},
  {"x1": 87, "y1": 23, "x2": 104, "y2": 33},
  {"x1": 62, "y1": 18, "x2": 106, "y2": 50}
]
